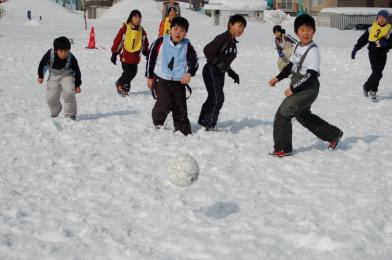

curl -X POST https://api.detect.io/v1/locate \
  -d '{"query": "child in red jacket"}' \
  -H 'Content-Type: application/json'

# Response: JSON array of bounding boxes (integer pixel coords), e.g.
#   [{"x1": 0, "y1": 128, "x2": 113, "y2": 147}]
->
[
  {"x1": 158, "y1": 7, "x2": 178, "y2": 37},
  {"x1": 111, "y1": 9, "x2": 149, "y2": 97}
]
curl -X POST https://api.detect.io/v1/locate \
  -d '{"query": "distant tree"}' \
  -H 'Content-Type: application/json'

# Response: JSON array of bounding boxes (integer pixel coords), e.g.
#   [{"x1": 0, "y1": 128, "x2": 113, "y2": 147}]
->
[{"x1": 81, "y1": 0, "x2": 87, "y2": 30}]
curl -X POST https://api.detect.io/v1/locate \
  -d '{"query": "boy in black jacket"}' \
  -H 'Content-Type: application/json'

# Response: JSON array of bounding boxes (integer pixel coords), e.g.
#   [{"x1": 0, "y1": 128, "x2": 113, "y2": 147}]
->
[
  {"x1": 37, "y1": 36, "x2": 82, "y2": 120},
  {"x1": 351, "y1": 10, "x2": 391, "y2": 101},
  {"x1": 268, "y1": 14, "x2": 343, "y2": 157},
  {"x1": 198, "y1": 14, "x2": 246, "y2": 131}
]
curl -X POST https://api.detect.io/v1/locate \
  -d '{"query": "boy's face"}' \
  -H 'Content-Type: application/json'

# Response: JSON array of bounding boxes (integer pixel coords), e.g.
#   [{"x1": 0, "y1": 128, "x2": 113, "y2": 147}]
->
[
  {"x1": 131, "y1": 15, "x2": 141, "y2": 26},
  {"x1": 377, "y1": 15, "x2": 387, "y2": 26},
  {"x1": 229, "y1": 22, "x2": 245, "y2": 38},
  {"x1": 296, "y1": 24, "x2": 314, "y2": 45},
  {"x1": 56, "y1": 49, "x2": 70, "y2": 60},
  {"x1": 170, "y1": 25, "x2": 187, "y2": 43}
]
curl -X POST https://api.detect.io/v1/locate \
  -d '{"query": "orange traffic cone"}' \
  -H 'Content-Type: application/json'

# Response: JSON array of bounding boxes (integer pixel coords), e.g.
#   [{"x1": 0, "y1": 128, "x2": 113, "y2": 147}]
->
[{"x1": 87, "y1": 26, "x2": 96, "y2": 49}]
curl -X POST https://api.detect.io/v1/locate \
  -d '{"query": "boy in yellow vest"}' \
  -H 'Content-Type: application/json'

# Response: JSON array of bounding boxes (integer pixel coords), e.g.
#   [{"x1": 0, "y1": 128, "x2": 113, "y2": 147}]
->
[
  {"x1": 111, "y1": 10, "x2": 149, "y2": 97},
  {"x1": 351, "y1": 10, "x2": 391, "y2": 101},
  {"x1": 159, "y1": 7, "x2": 177, "y2": 37}
]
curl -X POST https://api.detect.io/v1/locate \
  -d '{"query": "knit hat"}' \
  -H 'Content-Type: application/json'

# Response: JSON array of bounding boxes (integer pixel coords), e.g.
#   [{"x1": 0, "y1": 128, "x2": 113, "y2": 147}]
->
[
  {"x1": 53, "y1": 36, "x2": 71, "y2": 51},
  {"x1": 377, "y1": 9, "x2": 389, "y2": 19},
  {"x1": 294, "y1": 14, "x2": 316, "y2": 32}
]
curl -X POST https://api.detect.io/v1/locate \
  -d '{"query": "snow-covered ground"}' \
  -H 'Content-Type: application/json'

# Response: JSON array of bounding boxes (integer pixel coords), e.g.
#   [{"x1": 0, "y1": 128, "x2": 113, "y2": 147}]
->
[{"x1": 1, "y1": 0, "x2": 392, "y2": 259}]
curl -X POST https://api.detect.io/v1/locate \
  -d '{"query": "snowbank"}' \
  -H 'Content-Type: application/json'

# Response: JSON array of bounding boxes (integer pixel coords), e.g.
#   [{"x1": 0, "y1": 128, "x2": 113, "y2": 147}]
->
[
  {"x1": 320, "y1": 7, "x2": 392, "y2": 15},
  {"x1": 206, "y1": 0, "x2": 267, "y2": 11}
]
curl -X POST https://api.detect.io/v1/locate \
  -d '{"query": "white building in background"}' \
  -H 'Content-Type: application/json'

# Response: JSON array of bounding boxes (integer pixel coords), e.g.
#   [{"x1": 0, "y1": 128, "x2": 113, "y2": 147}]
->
[{"x1": 204, "y1": 0, "x2": 267, "y2": 26}]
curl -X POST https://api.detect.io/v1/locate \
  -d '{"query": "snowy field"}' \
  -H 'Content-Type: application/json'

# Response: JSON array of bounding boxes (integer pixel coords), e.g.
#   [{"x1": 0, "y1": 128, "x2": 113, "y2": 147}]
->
[{"x1": 1, "y1": 0, "x2": 392, "y2": 259}]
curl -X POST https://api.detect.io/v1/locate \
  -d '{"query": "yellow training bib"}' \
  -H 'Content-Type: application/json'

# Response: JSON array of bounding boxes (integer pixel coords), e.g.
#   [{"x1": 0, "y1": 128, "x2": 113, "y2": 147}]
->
[
  {"x1": 368, "y1": 22, "x2": 392, "y2": 42},
  {"x1": 163, "y1": 17, "x2": 171, "y2": 36},
  {"x1": 124, "y1": 24, "x2": 143, "y2": 53}
]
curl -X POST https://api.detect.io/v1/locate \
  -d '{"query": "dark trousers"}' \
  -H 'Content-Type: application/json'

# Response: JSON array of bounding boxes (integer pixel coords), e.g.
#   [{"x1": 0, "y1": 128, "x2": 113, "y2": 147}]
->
[
  {"x1": 152, "y1": 78, "x2": 191, "y2": 135},
  {"x1": 198, "y1": 63, "x2": 225, "y2": 128},
  {"x1": 364, "y1": 50, "x2": 387, "y2": 92},
  {"x1": 117, "y1": 63, "x2": 138, "y2": 91},
  {"x1": 273, "y1": 84, "x2": 341, "y2": 152}
]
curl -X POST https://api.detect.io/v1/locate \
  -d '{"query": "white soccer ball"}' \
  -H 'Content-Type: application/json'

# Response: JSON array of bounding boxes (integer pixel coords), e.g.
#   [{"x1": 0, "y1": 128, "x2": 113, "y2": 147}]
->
[{"x1": 168, "y1": 154, "x2": 199, "y2": 187}]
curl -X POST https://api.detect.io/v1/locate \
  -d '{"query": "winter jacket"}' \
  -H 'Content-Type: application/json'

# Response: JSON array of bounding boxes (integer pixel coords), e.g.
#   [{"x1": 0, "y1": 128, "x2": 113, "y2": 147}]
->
[
  {"x1": 111, "y1": 23, "x2": 149, "y2": 65},
  {"x1": 38, "y1": 49, "x2": 82, "y2": 87},
  {"x1": 275, "y1": 34, "x2": 297, "y2": 57},
  {"x1": 204, "y1": 30, "x2": 238, "y2": 73},
  {"x1": 146, "y1": 36, "x2": 198, "y2": 80},
  {"x1": 159, "y1": 17, "x2": 172, "y2": 37},
  {"x1": 354, "y1": 22, "x2": 392, "y2": 54}
]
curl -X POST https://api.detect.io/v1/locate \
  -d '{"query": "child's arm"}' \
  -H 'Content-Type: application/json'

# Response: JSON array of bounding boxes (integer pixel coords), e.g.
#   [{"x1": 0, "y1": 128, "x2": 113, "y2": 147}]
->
[
  {"x1": 186, "y1": 43, "x2": 198, "y2": 77},
  {"x1": 37, "y1": 50, "x2": 51, "y2": 83},
  {"x1": 180, "y1": 43, "x2": 199, "y2": 85},
  {"x1": 142, "y1": 29, "x2": 150, "y2": 57},
  {"x1": 111, "y1": 24, "x2": 126, "y2": 54},
  {"x1": 354, "y1": 30, "x2": 369, "y2": 50},
  {"x1": 158, "y1": 20, "x2": 164, "y2": 37},
  {"x1": 146, "y1": 37, "x2": 163, "y2": 88},
  {"x1": 269, "y1": 62, "x2": 293, "y2": 87},
  {"x1": 70, "y1": 55, "x2": 82, "y2": 89}
]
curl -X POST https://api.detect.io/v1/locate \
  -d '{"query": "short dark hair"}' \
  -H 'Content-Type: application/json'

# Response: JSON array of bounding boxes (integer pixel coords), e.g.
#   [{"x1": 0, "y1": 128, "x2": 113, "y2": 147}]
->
[
  {"x1": 294, "y1": 14, "x2": 316, "y2": 33},
  {"x1": 273, "y1": 25, "x2": 286, "y2": 34},
  {"x1": 170, "y1": 16, "x2": 189, "y2": 32},
  {"x1": 127, "y1": 9, "x2": 142, "y2": 24},
  {"x1": 228, "y1": 14, "x2": 247, "y2": 28},
  {"x1": 53, "y1": 36, "x2": 71, "y2": 51}
]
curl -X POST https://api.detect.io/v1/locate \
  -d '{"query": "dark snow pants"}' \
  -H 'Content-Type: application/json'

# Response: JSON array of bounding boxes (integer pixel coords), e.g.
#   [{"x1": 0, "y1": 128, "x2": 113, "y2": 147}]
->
[
  {"x1": 152, "y1": 78, "x2": 191, "y2": 135},
  {"x1": 273, "y1": 83, "x2": 341, "y2": 152},
  {"x1": 117, "y1": 63, "x2": 138, "y2": 91},
  {"x1": 198, "y1": 63, "x2": 225, "y2": 128},
  {"x1": 364, "y1": 50, "x2": 387, "y2": 93}
]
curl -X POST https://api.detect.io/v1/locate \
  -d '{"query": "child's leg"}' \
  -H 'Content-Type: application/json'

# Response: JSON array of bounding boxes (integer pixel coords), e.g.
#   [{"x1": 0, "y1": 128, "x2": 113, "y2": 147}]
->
[
  {"x1": 364, "y1": 51, "x2": 387, "y2": 93},
  {"x1": 198, "y1": 63, "x2": 225, "y2": 128},
  {"x1": 60, "y1": 75, "x2": 77, "y2": 118},
  {"x1": 170, "y1": 81, "x2": 191, "y2": 135},
  {"x1": 152, "y1": 79, "x2": 173, "y2": 126},
  {"x1": 295, "y1": 107, "x2": 342, "y2": 142},
  {"x1": 273, "y1": 88, "x2": 319, "y2": 152},
  {"x1": 46, "y1": 77, "x2": 62, "y2": 117},
  {"x1": 118, "y1": 63, "x2": 138, "y2": 92}
]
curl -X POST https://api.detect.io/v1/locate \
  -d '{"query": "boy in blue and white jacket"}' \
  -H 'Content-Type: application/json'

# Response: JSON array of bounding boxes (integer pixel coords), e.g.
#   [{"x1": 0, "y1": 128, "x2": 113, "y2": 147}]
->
[{"x1": 146, "y1": 17, "x2": 198, "y2": 135}]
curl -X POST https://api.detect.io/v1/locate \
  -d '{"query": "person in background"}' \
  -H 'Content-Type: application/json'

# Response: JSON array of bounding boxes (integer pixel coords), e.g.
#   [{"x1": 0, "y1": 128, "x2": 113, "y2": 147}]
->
[
  {"x1": 273, "y1": 25, "x2": 297, "y2": 71},
  {"x1": 111, "y1": 9, "x2": 149, "y2": 97}
]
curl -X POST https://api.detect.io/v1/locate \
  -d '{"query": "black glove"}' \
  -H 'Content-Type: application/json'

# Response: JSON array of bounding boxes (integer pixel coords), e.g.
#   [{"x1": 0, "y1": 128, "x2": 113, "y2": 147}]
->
[
  {"x1": 351, "y1": 48, "x2": 358, "y2": 60},
  {"x1": 111, "y1": 53, "x2": 117, "y2": 65},
  {"x1": 379, "y1": 39, "x2": 388, "y2": 48},
  {"x1": 227, "y1": 69, "x2": 239, "y2": 84}
]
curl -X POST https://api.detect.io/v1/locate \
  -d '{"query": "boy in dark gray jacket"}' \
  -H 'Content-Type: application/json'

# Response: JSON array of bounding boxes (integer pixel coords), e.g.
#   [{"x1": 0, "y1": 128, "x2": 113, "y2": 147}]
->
[
  {"x1": 268, "y1": 14, "x2": 343, "y2": 157},
  {"x1": 198, "y1": 14, "x2": 246, "y2": 131},
  {"x1": 37, "y1": 37, "x2": 81, "y2": 120}
]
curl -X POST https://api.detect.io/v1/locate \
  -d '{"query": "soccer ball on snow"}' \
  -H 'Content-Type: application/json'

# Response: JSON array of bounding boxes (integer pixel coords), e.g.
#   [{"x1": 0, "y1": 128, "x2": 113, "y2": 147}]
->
[{"x1": 168, "y1": 154, "x2": 199, "y2": 187}]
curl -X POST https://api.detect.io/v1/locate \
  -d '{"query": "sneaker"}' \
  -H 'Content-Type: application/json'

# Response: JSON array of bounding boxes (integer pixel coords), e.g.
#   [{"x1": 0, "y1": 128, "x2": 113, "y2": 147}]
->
[
  {"x1": 269, "y1": 150, "x2": 292, "y2": 157},
  {"x1": 328, "y1": 131, "x2": 343, "y2": 150},
  {"x1": 369, "y1": 91, "x2": 377, "y2": 100},
  {"x1": 51, "y1": 114, "x2": 59, "y2": 118},
  {"x1": 70, "y1": 116, "x2": 76, "y2": 121},
  {"x1": 115, "y1": 82, "x2": 128, "y2": 97}
]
